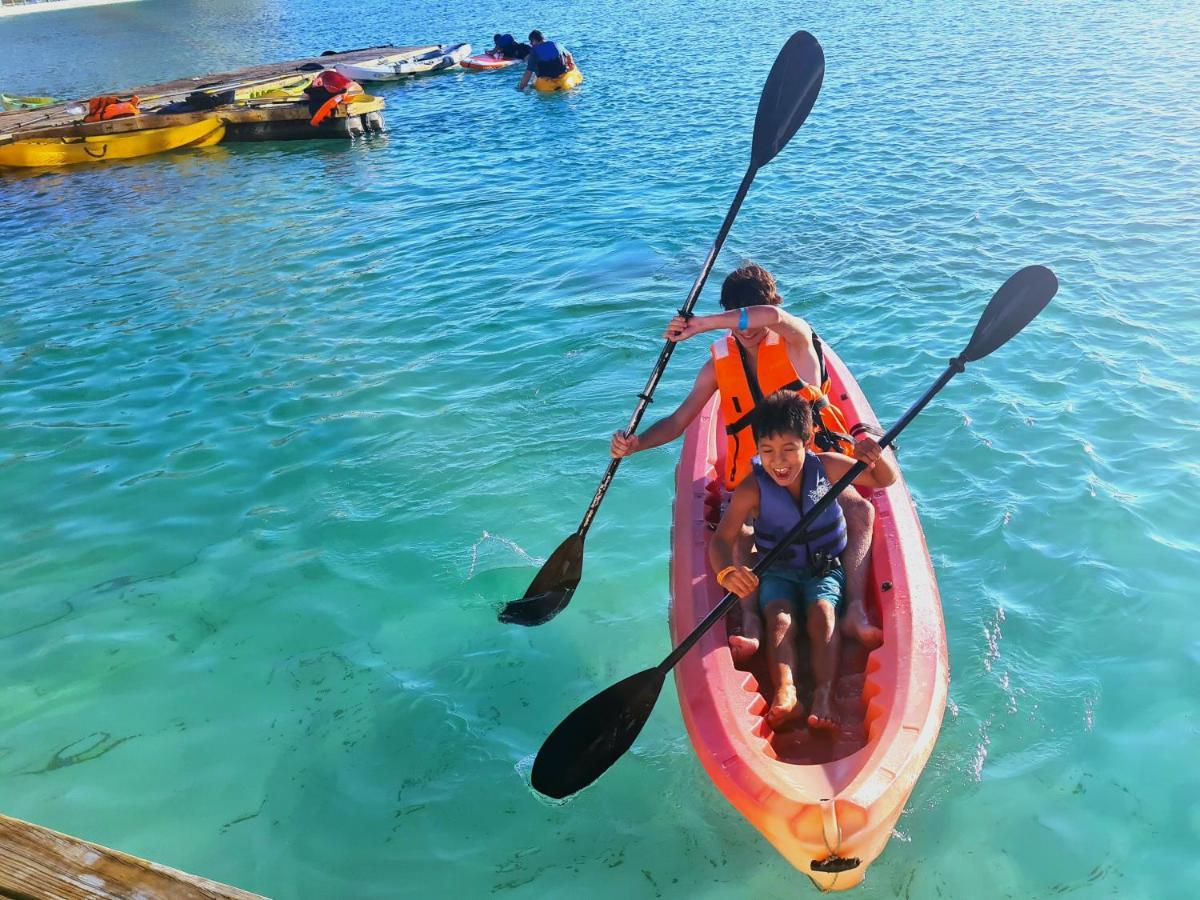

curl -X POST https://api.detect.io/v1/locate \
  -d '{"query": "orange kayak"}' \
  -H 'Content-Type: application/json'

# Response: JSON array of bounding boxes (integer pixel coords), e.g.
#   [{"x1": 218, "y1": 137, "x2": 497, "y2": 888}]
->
[
  {"x1": 668, "y1": 341, "x2": 948, "y2": 891},
  {"x1": 461, "y1": 52, "x2": 519, "y2": 71}
]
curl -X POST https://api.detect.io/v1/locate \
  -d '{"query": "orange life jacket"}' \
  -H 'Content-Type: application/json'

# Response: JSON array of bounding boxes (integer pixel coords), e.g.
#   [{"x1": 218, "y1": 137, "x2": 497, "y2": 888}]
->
[
  {"x1": 83, "y1": 95, "x2": 140, "y2": 123},
  {"x1": 710, "y1": 331, "x2": 856, "y2": 489}
]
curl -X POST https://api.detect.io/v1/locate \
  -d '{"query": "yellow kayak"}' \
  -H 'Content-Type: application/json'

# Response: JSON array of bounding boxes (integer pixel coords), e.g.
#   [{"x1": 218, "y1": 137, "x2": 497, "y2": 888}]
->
[
  {"x1": 240, "y1": 74, "x2": 313, "y2": 101},
  {"x1": 534, "y1": 68, "x2": 583, "y2": 92},
  {"x1": 1, "y1": 93, "x2": 56, "y2": 110},
  {"x1": 0, "y1": 117, "x2": 224, "y2": 168}
]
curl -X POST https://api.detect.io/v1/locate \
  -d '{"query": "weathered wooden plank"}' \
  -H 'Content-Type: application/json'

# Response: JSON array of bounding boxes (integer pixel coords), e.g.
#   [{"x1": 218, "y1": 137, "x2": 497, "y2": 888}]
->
[{"x1": 0, "y1": 812, "x2": 266, "y2": 899}]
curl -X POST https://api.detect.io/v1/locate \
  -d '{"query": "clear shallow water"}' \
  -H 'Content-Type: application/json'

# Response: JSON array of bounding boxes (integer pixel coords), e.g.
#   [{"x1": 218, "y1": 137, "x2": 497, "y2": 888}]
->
[{"x1": 2, "y1": 1, "x2": 1199, "y2": 897}]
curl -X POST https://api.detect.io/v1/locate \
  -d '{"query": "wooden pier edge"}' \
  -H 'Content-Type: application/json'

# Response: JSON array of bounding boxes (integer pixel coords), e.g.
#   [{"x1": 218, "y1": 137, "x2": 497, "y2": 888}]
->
[{"x1": 0, "y1": 813, "x2": 266, "y2": 900}]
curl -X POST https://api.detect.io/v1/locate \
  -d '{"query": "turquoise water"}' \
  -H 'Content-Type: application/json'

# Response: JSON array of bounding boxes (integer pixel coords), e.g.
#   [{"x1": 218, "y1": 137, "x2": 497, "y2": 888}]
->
[{"x1": 2, "y1": 1, "x2": 1199, "y2": 897}]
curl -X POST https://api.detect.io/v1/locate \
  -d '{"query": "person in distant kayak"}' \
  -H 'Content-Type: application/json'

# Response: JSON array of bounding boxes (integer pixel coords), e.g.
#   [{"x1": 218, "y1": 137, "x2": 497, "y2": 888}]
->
[
  {"x1": 710, "y1": 391, "x2": 896, "y2": 729},
  {"x1": 516, "y1": 30, "x2": 576, "y2": 91},
  {"x1": 610, "y1": 264, "x2": 886, "y2": 660},
  {"x1": 491, "y1": 33, "x2": 531, "y2": 60}
]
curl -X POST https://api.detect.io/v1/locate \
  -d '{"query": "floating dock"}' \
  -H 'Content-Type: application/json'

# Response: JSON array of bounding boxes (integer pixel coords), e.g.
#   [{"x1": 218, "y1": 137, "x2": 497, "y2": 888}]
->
[
  {"x1": 0, "y1": 812, "x2": 264, "y2": 899},
  {"x1": 0, "y1": 45, "x2": 452, "y2": 165},
  {"x1": 6, "y1": 94, "x2": 387, "y2": 144}
]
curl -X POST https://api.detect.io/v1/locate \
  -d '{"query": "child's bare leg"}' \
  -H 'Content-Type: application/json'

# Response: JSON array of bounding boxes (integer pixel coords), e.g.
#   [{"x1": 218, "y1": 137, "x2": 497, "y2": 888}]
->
[
  {"x1": 806, "y1": 598, "x2": 840, "y2": 731},
  {"x1": 763, "y1": 599, "x2": 805, "y2": 728},
  {"x1": 837, "y1": 491, "x2": 883, "y2": 649},
  {"x1": 728, "y1": 524, "x2": 762, "y2": 663}
]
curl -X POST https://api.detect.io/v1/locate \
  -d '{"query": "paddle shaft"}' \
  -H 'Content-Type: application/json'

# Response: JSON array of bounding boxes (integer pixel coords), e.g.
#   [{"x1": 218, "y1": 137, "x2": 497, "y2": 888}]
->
[
  {"x1": 576, "y1": 166, "x2": 759, "y2": 535},
  {"x1": 660, "y1": 355, "x2": 966, "y2": 671}
]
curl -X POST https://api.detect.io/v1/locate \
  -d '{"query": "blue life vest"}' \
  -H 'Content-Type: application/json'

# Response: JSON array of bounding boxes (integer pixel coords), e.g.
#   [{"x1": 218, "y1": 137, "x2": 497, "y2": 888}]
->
[
  {"x1": 530, "y1": 41, "x2": 568, "y2": 78},
  {"x1": 752, "y1": 454, "x2": 848, "y2": 573}
]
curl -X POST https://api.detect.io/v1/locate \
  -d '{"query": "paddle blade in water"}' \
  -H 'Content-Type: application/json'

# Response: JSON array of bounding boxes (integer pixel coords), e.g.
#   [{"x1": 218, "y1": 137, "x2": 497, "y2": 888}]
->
[
  {"x1": 531, "y1": 667, "x2": 666, "y2": 799},
  {"x1": 497, "y1": 532, "x2": 584, "y2": 626},
  {"x1": 750, "y1": 30, "x2": 825, "y2": 168},
  {"x1": 963, "y1": 265, "x2": 1058, "y2": 362}
]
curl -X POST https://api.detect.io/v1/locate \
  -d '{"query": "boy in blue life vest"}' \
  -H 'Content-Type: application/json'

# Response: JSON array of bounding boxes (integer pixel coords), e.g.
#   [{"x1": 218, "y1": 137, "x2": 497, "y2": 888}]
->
[
  {"x1": 516, "y1": 30, "x2": 576, "y2": 91},
  {"x1": 709, "y1": 390, "x2": 897, "y2": 731}
]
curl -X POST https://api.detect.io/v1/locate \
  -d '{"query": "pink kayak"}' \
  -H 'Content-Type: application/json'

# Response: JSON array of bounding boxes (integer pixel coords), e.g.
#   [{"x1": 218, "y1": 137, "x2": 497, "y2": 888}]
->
[
  {"x1": 461, "y1": 52, "x2": 519, "y2": 71},
  {"x1": 668, "y1": 340, "x2": 949, "y2": 891}
]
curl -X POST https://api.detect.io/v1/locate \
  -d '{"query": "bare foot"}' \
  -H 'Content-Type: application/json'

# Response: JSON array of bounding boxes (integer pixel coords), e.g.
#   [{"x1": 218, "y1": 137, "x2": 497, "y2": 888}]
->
[
  {"x1": 807, "y1": 684, "x2": 838, "y2": 731},
  {"x1": 728, "y1": 634, "x2": 760, "y2": 664},
  {"x1": 766, "y1": 685, "x2": 805, "y2": 729},
  {"x1": 842, "y1": 607, "x2": 884, "y2": 649}
]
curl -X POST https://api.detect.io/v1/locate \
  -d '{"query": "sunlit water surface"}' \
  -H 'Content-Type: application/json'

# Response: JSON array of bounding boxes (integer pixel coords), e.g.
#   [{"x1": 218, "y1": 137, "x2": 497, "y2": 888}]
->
[{"x1": 2, "y1": 1, "x2": 1198, "y2": 897}]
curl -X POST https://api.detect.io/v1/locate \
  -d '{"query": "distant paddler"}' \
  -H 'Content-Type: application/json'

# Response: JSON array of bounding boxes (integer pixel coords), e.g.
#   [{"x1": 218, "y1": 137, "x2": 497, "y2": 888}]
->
[
  {"x1": 516, "y1": 30, "x2": 581, "y2": 92},
  {"x1": 490, "y1": 33, "x2": 531, "y2": 61}
]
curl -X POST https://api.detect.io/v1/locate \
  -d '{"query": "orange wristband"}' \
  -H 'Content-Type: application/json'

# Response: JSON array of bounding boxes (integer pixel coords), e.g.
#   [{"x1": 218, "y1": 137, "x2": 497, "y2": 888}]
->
[{"x1": 716, "y1": 566, "x2": 739, "y2": 589}]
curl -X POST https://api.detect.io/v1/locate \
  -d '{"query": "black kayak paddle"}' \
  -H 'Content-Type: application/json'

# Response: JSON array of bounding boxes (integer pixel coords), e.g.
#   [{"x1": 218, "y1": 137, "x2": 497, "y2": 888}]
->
[
  {"x1": 499, "y1": 31, "x2": 827, "y2": 627},
  {"x1": 529, "y1": 265, "x2": 1059, "y2": 798}
]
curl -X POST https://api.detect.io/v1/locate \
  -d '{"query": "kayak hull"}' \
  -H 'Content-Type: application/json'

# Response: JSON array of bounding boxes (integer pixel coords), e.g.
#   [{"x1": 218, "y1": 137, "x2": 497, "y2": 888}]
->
[
  {"x1": 534, "y1": 68, "x2": 583, "y2": 92},
  {"x1": 0, "y1": 117, "x2": 224, "y2": 168},
  {"x1": 335, "y1": 43, "x2": 471, "y2": 81},
  {"x1": 668, "y1": 342, "x2": 948, "y2": 891}
]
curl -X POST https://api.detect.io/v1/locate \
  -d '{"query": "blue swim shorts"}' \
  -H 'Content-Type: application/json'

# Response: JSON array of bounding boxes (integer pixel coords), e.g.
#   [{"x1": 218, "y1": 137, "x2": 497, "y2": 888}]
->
[{"x1": 757, "y1": 565, "x2": 845, "y2": 614}]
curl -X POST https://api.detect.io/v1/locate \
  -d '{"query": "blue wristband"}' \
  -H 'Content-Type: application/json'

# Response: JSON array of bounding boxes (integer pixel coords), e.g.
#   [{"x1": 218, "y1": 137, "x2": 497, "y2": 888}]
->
[{"x1": 738, "y1": 307, "x2": 749, "y2": 330}]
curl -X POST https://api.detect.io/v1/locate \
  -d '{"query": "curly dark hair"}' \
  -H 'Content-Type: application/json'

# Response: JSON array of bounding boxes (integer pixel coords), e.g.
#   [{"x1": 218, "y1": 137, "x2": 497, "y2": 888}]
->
[
  {"x1": 720, "y1": 263, "x2": 780, "y2": 310},
  {"x1": 751, "y1": 390, "x2": 813, "y2": 444}
]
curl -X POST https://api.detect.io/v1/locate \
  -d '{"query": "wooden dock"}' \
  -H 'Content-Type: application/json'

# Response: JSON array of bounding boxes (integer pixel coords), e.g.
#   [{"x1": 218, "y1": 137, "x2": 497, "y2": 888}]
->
[
  {"x1": 0, "y1": 812, "x2": 265, "y2": 899},
  {"x1": 0, "y1": 45, "x2": 447, "y2": 150},
  {"x1": 0, "y1": 45, "x2": 431, "y2": 133}
]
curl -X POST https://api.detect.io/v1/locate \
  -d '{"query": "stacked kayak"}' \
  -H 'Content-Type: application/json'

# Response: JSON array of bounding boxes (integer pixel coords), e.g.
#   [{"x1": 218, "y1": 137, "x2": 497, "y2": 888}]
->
[
  {"x1": 461, "y1": 52, "x2": 520, "y2": 71},
  {"x1": 668, "y1": 342, "x2": 947, "y2": 892},
  {"x1": 0, "y1": 117, "x2": 224, "y2": 168},
  {"x1": 1, "y1": 93, "x2": 56, "y2": 111},
  {"x1": 336, "y1": 43, "x2": 471, "y2": 82},
  {"x1": 534, "y1": 68, "x2": 584, "y2": 92},
  {"x1": 240, "y1": 74, "x2": 314, "y2": 101}
]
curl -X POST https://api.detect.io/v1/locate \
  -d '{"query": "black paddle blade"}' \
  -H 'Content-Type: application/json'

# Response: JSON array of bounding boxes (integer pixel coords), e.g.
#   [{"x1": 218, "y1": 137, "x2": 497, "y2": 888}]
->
[
  {"x1": 750, "y1": 31, "x2": 825, "y2": 168},
  {"x1": 497, "y1": 532, "x2": 584, "y2": 626},
  {"x1": 531, "y1": 667, "x2": 666, "y2": 799},
  {"x1": 963, "y1": 265, "x2": 1058, "y2": 362}
]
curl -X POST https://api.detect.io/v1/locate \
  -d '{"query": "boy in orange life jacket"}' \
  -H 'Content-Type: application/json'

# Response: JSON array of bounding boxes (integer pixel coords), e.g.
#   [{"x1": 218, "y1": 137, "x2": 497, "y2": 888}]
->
[
  {"x1": 611, "y1": 264, "x2": 885, "y2": 658},
  {"x1": 710, "y1": 391, "x2": 897, "y2": 728}
]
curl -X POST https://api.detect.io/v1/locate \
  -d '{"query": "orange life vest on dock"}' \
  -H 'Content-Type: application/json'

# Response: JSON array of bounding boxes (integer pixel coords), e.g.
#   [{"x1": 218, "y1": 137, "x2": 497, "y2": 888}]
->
[
  {"x1": 83, "y1": 95, "x2": 140, "y2": 123},
  {"x1": 710, "y1": 332, "x2": 856, "y2": 489}
]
